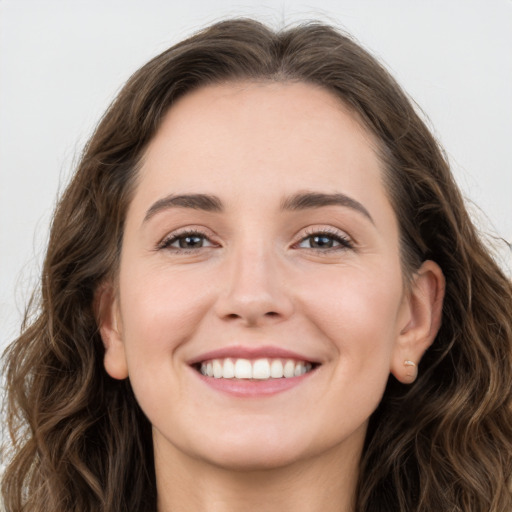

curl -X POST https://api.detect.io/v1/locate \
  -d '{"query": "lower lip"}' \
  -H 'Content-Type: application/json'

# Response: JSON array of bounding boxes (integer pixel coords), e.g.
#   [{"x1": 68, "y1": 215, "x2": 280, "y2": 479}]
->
[{"x1": 193, "y1": 369, "x2": 316, "y2": 397}]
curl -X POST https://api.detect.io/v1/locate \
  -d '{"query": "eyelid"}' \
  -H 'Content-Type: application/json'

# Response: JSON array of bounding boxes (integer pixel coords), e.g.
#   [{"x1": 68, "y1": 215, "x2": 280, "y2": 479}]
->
[
  {"x1": 293, "y1": 226, "x2": 355, "y2": 250},
  {"x1": 156, "y1": 226, "x2": 219, "y2": 251},
  {"x1": 155, "y1": 224, "x2": 354, "y2": 252}
]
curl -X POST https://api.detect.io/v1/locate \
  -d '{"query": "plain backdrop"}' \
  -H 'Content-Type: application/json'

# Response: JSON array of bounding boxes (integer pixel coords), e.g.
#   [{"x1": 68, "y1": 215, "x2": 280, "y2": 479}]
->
[{"x1": 1, "y1": 0, "x2": 511, "y2": 356}]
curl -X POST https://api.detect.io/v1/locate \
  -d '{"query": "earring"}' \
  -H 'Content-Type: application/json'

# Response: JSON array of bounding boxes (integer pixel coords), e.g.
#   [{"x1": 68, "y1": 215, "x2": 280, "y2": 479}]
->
[{"x1": 403, "y1": 360, "x2": 417, "y2": 382}]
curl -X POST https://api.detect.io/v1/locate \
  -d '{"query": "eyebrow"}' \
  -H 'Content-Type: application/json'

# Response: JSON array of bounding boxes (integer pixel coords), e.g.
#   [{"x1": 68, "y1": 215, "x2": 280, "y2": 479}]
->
[
  {"x1": 280, "y1": 191, "x2": 374, "y2": 224},
  {"x1": 143, "y1": 191, "x2": 373, "y2": 224},
  {"x1": 144, "y1": 193, "x2": 223, "y2": 222}
]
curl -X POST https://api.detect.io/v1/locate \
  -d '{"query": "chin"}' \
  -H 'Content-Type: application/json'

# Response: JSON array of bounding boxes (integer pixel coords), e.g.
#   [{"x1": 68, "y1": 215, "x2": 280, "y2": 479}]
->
[
  {"x1": 202, "y1": 445, "x2": 306, "y2": 472},
  {"x1": 187, "y1": 426, "x2": 310, "y2": 471}
]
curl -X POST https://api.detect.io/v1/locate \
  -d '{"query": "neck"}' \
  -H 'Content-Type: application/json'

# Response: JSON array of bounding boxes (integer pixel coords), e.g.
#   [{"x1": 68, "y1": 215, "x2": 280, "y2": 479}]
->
[{"x1": 154, "y1": 434, "x2": 362, "y2": 512}]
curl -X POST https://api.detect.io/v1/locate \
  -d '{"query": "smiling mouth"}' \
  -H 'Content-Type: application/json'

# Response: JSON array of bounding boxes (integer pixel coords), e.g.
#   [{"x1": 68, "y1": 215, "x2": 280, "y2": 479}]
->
[{"x1": 194, "y1": 358, "x2": 319, "y2": 380}]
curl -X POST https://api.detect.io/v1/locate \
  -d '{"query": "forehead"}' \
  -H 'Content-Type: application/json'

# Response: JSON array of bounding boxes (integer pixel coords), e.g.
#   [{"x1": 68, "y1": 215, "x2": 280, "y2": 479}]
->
[
  {"x1": 145, "y1": 81, "x2": 379, "y2": 164},
  {"x1": 133, "y1": 81, "x2": 392, "y2": 225}
]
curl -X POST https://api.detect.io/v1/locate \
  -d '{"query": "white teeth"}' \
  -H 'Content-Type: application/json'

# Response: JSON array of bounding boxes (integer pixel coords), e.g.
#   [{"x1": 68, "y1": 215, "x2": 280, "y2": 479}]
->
[
  {"x1": 234, "y1": 359, "x2": 252, "y2": 379},
  {"x1": 252, "y1": 359, "x2": 270, "y2": 379},
  {"x1": 270, "y1": 359, "x2": 284, "y2": 378},
  {"x1": 294, "y1": 362, "x2": 305, "y2": 376},
  {"x1": 223, "y1": 358, "x2": 235, "y2": 378},
  {"x1": 283, "y1": 360, "x2": 295, "y2": 378},
  {"x1": 198, "y1": 357, "x2": 315, "y2": 380},
  {"x1": 213, "y1": 359, "x2": 223, "y2": 378}
]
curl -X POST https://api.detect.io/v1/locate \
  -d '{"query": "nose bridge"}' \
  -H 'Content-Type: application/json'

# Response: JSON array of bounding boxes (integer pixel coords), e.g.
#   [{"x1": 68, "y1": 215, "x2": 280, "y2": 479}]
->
[{"x1": 216, "y1": 235, "x2": 293, "y2": 324}]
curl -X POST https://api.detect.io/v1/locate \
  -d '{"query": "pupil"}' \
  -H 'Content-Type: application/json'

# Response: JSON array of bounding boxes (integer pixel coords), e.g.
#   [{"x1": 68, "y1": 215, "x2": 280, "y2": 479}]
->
[
  {"x1": 312, "y1": 235, "x2": 333, "y2": 248},
  {"x1": 179, "y1": 235, "x2": 203, "y2": 248}
]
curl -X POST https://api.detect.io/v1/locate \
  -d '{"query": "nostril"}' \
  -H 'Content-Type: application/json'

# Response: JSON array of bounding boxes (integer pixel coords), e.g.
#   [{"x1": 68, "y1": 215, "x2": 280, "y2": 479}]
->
[{"x1": 222, "y1": 311, "x2": 280, "y2": 323}]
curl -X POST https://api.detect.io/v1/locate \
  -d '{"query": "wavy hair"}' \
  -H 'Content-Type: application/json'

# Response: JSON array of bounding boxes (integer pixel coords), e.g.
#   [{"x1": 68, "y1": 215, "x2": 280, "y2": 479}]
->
[{"x1": 2, "y1": 18, "x2": 511, "y2": 512}]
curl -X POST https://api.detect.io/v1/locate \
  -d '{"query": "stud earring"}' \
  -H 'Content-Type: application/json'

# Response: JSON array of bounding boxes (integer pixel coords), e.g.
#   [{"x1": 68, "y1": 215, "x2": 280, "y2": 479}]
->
[{"x1": 403, "y1": 360, "x2": 417, "y2": 382}]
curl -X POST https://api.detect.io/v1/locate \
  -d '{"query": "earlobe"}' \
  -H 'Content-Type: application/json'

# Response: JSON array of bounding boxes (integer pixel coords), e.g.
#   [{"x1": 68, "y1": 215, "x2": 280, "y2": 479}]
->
[
  {"x1": 94, "y1": 282, "x2": 129, "y2": 380},
  {"x1": 391, "y1": 260, "x2": 445, "y2": 384}
]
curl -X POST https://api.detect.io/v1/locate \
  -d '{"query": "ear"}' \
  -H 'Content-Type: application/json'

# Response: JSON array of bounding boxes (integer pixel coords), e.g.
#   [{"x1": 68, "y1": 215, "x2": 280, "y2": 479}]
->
[
  {"x1": 391, "y1": 260, "x2": 445, "y2": 384},
  {"x1": 94, "y1": 282, "x2": 129, "y2": 380}
]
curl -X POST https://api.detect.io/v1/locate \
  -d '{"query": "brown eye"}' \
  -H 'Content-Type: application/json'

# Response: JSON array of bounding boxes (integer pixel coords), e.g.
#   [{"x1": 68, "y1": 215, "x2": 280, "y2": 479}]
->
[
  {"x1": 177, "y1": 235, "x2": 205, "y2": 248},
  {"x1": 298, "y1": 232, "x2": 352, "y2": 250},
  {"x1": 309, "y1": 235, "x2": 335, "y2": 248},
  {"x1": 160, "y1": 231, "x2": 215, "y2": 251}
]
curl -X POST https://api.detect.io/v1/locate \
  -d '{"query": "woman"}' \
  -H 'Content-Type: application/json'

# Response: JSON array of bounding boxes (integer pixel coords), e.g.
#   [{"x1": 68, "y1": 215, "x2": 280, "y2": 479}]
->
[{"x1": 2, "y1": 18, "x2": 511, "y2": 512}]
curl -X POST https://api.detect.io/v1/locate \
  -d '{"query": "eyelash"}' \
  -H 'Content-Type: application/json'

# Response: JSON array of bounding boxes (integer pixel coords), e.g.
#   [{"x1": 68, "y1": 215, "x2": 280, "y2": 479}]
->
[
  {"x1": 295, "y1": 228, "x2": 354, "y2": 252},
  {"x1": 157, "y1": 227, "x2": 354, "y2": 254},
  {"x1": 157, "y1": 229, "x2": 216, "y2": 252}
]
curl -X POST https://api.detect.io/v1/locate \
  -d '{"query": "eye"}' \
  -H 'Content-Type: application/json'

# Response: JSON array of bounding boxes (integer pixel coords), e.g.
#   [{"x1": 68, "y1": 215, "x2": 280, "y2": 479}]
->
[
  {"x1": 297, "y1": 231, "x2": 353, "y2": 250},
  {"x1": 158, "y1": 230, "x2": 216, "y2": 251}
]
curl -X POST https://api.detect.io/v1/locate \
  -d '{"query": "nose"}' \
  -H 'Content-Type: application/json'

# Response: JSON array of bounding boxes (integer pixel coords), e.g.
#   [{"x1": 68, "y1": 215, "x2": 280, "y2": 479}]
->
[{"x1": 214, "y1": 243, "x2": 294, "y2": 327}]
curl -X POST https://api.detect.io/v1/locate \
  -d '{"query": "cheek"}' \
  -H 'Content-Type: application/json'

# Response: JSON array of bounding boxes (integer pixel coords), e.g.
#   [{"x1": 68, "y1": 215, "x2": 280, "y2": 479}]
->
[
  {"x1": 118, "y1": 265, "x2": 213, "y2": 363},
  {"x1": 116, "y1": 266, "x2": 215, "y2": 420},
  {"x1": 304, "y1": 270, "x2": 403, "y2": 423},
  {"x1": 301, "y1": 266, "x2": 403, "y2": 363}
]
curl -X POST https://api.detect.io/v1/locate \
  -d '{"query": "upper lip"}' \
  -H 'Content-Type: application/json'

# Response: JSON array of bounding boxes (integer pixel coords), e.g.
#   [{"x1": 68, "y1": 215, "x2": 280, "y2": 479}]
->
[{"x1": 187, "y1": 345, "x2": 321, "y2": 366}]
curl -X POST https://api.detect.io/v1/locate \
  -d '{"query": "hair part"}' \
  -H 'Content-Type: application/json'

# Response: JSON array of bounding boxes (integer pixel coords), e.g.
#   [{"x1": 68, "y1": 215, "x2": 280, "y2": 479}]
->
[{"x1": 2, "y1": 18, "x2": 511, "y2": 512}]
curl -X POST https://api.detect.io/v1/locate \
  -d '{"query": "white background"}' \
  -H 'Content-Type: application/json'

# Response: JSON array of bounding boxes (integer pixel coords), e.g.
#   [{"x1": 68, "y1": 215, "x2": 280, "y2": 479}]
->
[{"x1": 1, "y1": 0, "x2": 511, "y2": 354}]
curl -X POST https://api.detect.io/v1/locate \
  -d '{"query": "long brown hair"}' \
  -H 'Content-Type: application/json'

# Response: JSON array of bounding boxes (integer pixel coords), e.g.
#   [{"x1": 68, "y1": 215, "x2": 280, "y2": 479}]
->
[{"x1": 2, "y1": 18, "x2": 511, "y2": 512}]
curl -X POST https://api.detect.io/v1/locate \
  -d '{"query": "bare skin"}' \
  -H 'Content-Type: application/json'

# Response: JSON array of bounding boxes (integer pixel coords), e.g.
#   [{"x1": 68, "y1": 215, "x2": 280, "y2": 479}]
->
[
  {"x1": 98, "y1": 81, "x2": 444, "y2": 511},
  {"x1": 154, "y1": 427, "x2": 362, "y2": 512}
]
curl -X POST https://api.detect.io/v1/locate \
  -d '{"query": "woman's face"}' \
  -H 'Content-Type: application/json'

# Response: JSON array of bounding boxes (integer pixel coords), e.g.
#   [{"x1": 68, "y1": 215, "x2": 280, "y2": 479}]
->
[{"x1": 102, "y1": 81, "x2": 420, "y2": 470}]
